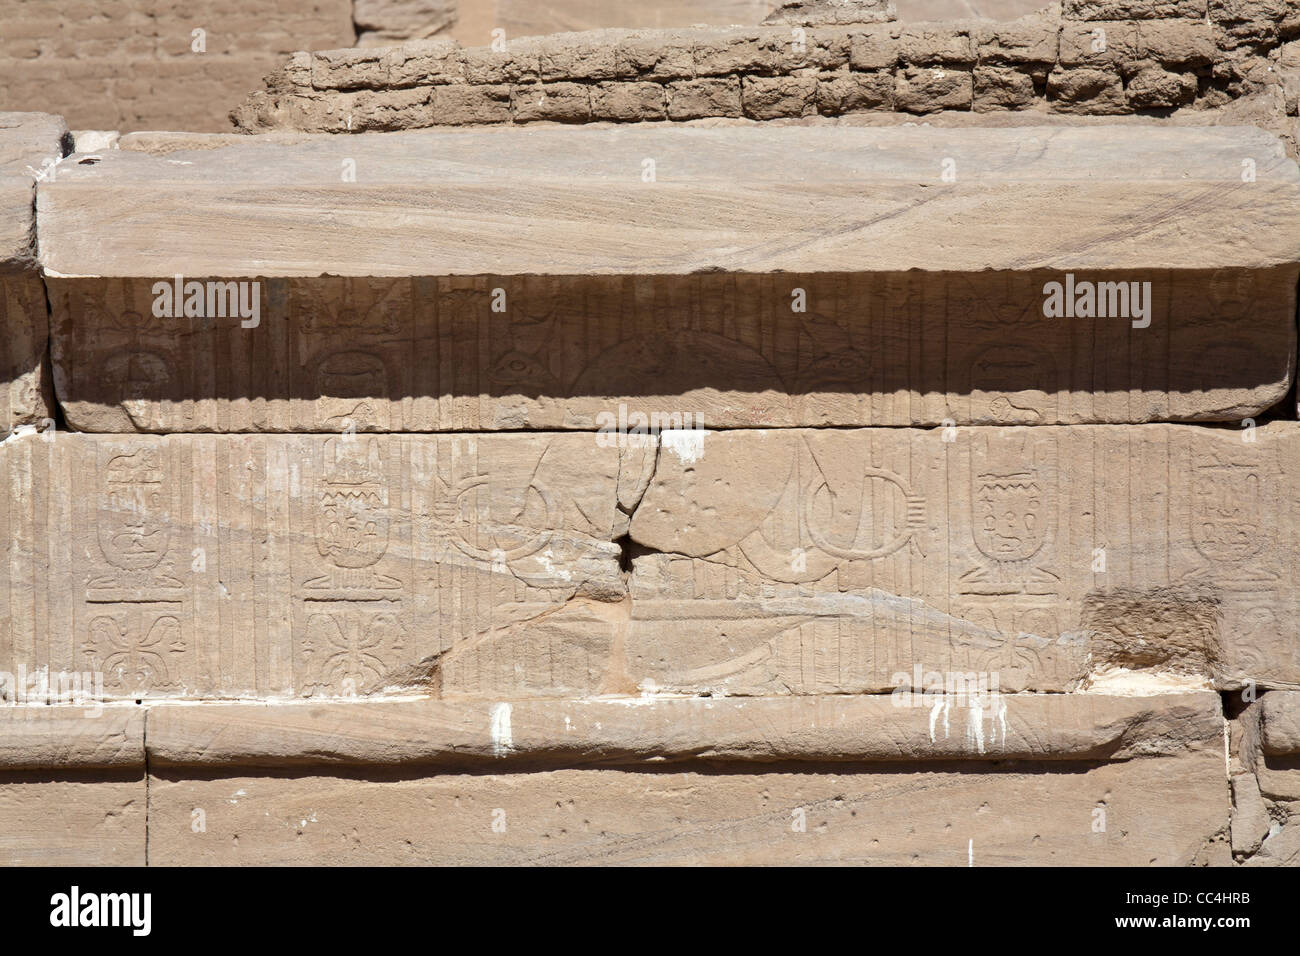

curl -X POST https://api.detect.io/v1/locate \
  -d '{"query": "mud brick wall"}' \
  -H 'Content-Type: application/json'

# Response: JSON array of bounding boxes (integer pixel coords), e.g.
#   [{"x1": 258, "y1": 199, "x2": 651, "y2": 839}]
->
[{"x1": 233, "y1": 0, "x2": 1300, "y2": 131}]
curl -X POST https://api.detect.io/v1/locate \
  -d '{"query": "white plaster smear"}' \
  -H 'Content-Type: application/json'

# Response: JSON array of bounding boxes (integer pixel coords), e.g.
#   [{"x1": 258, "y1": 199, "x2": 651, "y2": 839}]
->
[
  {"x1": 660, "y1": 429, "x2": 710, "y2": 464},
  {"x1": 489, "y1": 702, "x2": 514, "y2": 755},
  {"x1": 1081, "y1": 666, "x2": 1213, "y2": 696}
]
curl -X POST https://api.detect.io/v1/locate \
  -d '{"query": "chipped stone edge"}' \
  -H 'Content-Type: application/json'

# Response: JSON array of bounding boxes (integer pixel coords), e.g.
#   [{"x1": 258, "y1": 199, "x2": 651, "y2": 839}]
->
[{"x1": 1260, "y1": 690, "x2": 1300, "y2": 755}]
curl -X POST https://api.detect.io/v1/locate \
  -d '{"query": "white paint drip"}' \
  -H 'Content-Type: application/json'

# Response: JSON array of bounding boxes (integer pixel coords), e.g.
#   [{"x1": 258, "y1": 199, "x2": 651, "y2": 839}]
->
[
  {"x1": 661, "y1": 429, "x2": 710, "y2": 464},
  {"x1": 928, "y1": 697, "x2": 949, "y2": 743},
  {"x1": 964, "y1": 694, "x2": 1008, "y2": 755},
  {"x1": 968, "y1": 839, "x2": 973, "y2": 867},
  {"x1": 489, "y1": 702, "x2": 513, "y2": 756},
  {"x1": 966, "y1": 697, "x2": 986, "y2": 754}
]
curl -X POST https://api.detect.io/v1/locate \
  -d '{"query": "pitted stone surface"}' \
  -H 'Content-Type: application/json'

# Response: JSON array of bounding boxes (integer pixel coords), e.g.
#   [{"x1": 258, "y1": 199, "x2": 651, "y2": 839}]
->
[{"x1": 0, "y1": 113, "x2": 64, "y2": 431}]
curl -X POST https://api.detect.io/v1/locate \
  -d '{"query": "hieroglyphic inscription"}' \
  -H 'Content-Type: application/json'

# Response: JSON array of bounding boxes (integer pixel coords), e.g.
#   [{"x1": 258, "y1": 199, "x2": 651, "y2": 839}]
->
[
  {"x1": 47, "y1": 269, "x2": 1298, "y2": 431},
  {"x1": 626, "y1": 424, "x2": 1300, "y2": 695}
]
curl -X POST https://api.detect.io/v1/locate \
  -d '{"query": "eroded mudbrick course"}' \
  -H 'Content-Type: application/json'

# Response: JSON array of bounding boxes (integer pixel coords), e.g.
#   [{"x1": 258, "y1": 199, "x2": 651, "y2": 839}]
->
[
  {"x1": 3, "y1": 0, "x2": 1300, "y2": 869},
  {"x1": 232, "y1": 1, "x2": 1300, "y2": 131}
]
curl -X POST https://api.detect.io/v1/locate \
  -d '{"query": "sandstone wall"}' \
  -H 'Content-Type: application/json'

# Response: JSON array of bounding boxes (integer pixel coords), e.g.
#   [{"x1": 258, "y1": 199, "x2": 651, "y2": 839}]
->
[
  {"x1": 0, "y1": 112, "x2": 1296, "y2": 866},
  {"x1": 450, "y1": 0, "x2": 775, "y2": 47},
  {"x1": 3, "y1": 0, "x2": 1300, "y2": 864}
]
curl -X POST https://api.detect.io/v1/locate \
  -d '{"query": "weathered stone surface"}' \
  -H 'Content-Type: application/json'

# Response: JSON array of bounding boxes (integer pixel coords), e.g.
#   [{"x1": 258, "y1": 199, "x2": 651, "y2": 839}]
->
[
  {"x1": 0, "y1": 277, "x2": 53, "y2": 433},
  {"x1": 0, "y1": 113, "x2": 64, "y2": 431},
  {"x1": 41, "y1": 266, "x2": 1299, "y2": 431},
  {"x1": 146, "y1": 750, "x2": 1227, "y2": 864},
  {"x1": 764, "y1": 0, "x2": 897, "y2": 24},
  {"x1": 354, "y1": 0, "x2": 458, "y2": 47},
  {"x1": 0, "y1": 431, "x2": 630, "y2": 700},
  {"x1": 1229, "y1": 772, "x2": 1270, "y2": 855},
  {"x1": 0, "y1": 771, "x2": 146, "y2": 865},
  {"x1": 1245, "y1": 820, "x2": 1300, "y2": 865},
  {"x1": 627, "y1": 423, "x2": 1300, "y2": 695},
  {"x1": 144, "y1": 693, "x2": 1224, "y2": 767},
  {"x1": 1261, "y1": 691, "x2": 1300, "y2": 753},
  {"x1": 237, "y1": 86, "x2": 435, "y2": 133},
  {"x1": 1257, "y1": 760, "x2": 1300, "y2": 800},
  {"x1": 0, "y1": 0, "x2": 355, "y2": 131},
  {"x1": 5, "y1": 423, "x2": 1299, "y2": 704},
  {"x1": 456, "y1": 0, "x2": 773, "y2": 46},
  {"x1": 38, "y1": 127, "x2": 1300, "y2": 430},
  {"x1": 2, "y1": 112, "x2": 67, "y2": 272},
  {"x1": 1278, "y1": 41, "x2": 1300, "y2": 121},
  {"x1": 0, "y1": 709, "x2": 144, "y2": 770}
]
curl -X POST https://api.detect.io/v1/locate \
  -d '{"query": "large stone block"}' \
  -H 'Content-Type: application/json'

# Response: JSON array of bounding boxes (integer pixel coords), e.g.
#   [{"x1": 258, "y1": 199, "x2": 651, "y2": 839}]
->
[
  {"x1": 0, "y1": 431, "x2": 635, "y2": 700},
  {"x1": 626, "y1": 423, "x2": 1300, "y2": 695},
  {"x1": 0, "y1": 770, "x2": 146, "y2": 865},
  {"x1": 140, "y1": 693, "x2": 1224, "y2": 863},
  {"x1": 0, "y1": 708, "x2": 146, "y2": 865},
  {"x1": 43, "y1": 266, "x2": 1298, "y2": 431},
  {"x1": 1, "y1": 113, "x2": 65, "y2": 432},
  {"x1": 38, "y1": 126, "x2": 1300, "y2": 430},
  {"x1": 144, "y1": 693, "x2": 1224, "y2": 767},
  {"x1": 1262, "y1": 691, "x2": 1300, "y2": 754},
  {"x1": 4, "y1": 423, "x2": 1300, "y2": 703},
  {"x1": 0, "y1": 709, "x2": 144, "y2": 770},
  {"x1": 146, "y1": 750, "x2": 1226, "y2": 864}
]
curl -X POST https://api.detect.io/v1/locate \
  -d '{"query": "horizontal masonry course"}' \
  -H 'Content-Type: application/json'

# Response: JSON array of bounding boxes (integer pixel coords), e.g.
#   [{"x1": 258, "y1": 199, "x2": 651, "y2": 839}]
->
[{"x1": 2, "y1": 79, "x2": 1300, "y2": 864}]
